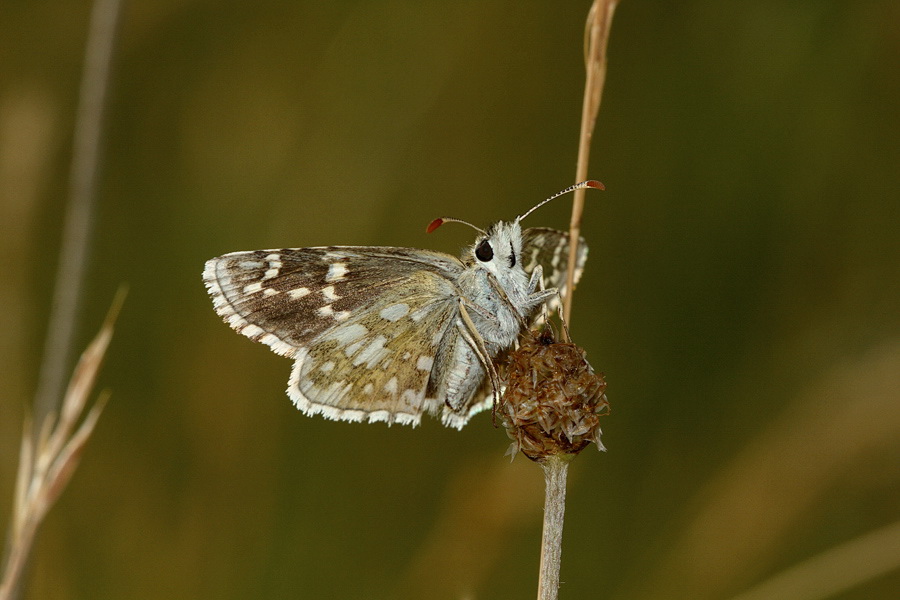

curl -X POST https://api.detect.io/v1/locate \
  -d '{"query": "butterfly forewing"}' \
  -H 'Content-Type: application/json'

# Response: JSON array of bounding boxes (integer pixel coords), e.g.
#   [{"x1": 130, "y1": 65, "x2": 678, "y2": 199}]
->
[{"x1": 205, "y1": 247, "x2": 462, "y2": 351}]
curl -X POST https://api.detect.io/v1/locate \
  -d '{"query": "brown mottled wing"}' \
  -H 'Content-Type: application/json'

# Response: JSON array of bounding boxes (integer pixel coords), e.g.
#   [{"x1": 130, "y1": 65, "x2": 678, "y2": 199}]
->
[
  {"x1": 204, "y1": 247, "x2": 462, "y2": 355},
  {"x1": 203, "y1": 247, "x2": 488, "y2": 427}
]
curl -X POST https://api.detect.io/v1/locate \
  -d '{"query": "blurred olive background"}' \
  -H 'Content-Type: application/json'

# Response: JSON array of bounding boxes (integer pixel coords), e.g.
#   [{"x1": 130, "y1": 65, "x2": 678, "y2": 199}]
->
[{"x1": 2, "y1": 1, "x2": 899, "y2": 599}]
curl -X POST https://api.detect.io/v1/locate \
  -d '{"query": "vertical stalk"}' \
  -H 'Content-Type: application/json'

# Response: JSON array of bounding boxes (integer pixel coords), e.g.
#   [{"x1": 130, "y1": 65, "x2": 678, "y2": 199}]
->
[
  {"x1": 537, "y1": 456, "x2": 570, "y2": 600},
  {"x1": 563, "y1": 0, "x2": 619, "y2": 324}
]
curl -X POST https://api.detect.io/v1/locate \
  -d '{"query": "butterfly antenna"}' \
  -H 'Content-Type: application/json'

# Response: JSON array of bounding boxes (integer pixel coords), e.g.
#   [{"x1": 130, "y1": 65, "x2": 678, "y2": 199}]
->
[
  {"x1": 517, "y1": 180, "x2": 605, "y2": 222},
  {"x1": 426, "y1": 216, "x2": 487, "y2": 236}
]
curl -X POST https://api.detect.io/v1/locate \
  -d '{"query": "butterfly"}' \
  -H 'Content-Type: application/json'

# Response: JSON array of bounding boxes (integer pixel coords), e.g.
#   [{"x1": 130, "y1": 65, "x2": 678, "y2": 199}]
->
[{"x1": 203, "y1": 180, "x2": 602, "y2": 429}]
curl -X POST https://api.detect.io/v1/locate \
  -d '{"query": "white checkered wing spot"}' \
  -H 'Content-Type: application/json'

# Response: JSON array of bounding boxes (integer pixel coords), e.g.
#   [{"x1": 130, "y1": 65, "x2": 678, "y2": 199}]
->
[{"x1": 204, "y1": 247, "x2": 479, "y2": 427}]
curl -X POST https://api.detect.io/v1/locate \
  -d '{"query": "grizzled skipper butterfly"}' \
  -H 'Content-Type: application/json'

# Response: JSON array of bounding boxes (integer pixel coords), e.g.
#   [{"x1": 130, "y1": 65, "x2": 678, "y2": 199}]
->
[{"x1": 203, "y1": 180, "x2": 603, "y2": 428}]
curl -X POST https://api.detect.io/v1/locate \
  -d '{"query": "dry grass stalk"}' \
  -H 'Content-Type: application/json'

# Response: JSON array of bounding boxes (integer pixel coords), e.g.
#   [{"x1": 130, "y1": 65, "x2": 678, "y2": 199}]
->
[
  {"x1": 564, "y1": 0, "x2": 620, "y2": 324},
  {"x1": 0, "y1": 292, "x2": 123, "y2": 600},
  {"x1": 537, "y1": 455, "x2": 569, "y2": 600}
]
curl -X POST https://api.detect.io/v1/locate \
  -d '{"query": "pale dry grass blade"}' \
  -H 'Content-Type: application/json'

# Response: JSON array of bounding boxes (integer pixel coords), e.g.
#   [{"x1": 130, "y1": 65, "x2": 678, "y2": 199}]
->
[
  {"x1": 2, "y1": 0, "x2": 122, "y2": 596},
  {"x1": 43, "y1": 392, "x2": 110, "y2": 513},
  {"x1": 11, "y1": 421, "x2": 33, "y2": 540},
  {"x1": 46, "y1": 290, "x2": 122, "y2": 464},
  {"x1": 0, "y1": 292, "x2": 123, "y2": 600}
]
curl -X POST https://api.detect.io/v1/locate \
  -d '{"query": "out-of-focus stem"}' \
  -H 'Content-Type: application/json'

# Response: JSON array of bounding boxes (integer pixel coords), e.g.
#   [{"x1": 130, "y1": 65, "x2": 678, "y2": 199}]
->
[{"x1": 33, "y1": 0, "x2": 123, "y2": 425}]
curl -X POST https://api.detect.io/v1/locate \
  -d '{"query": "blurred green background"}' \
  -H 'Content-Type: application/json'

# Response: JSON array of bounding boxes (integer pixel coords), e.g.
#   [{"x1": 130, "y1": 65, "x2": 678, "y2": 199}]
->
[{"x1": 2, "y1": 1, "x2": 898, "y2": 598}]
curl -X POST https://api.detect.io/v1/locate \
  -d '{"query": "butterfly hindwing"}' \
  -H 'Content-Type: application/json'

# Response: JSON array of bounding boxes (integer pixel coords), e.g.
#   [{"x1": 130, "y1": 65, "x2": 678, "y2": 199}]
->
[
  {"x1": 521, "y1": 227, "x2": 588, "y2": 308},
  {"x1": 289, "y1": 268, "x2": 462, "y2": 426}
]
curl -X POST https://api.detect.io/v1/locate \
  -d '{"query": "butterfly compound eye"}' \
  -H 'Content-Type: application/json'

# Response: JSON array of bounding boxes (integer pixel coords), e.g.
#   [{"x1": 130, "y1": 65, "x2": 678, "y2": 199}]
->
[{"x1": 475, "y1": 239, "x2": 494, "y2": 262}]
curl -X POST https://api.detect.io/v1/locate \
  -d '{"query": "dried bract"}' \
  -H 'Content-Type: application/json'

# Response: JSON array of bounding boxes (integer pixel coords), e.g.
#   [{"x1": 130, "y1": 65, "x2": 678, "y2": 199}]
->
[{"x1": 498, "y1": 328, "x2": 609, "y2": 462}]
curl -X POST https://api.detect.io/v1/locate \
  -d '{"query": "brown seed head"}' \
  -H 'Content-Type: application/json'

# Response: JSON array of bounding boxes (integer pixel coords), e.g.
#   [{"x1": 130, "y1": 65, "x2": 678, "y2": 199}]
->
[{"x1": 497, "y1": 327, "x2": 609, "y2": 462}]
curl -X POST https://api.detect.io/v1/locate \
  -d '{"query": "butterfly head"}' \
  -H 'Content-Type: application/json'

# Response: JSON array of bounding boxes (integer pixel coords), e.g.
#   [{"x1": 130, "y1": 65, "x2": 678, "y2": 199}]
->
[{"x1": 468, "y1": 219, "x2": 525, "y2": 278}]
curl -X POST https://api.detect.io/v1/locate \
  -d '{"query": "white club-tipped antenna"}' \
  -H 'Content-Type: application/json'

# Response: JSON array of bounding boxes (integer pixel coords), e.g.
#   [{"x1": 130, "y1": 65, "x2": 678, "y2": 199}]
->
[{"x1": 517, "y1": 180, "x2": 605, "y2": 222}]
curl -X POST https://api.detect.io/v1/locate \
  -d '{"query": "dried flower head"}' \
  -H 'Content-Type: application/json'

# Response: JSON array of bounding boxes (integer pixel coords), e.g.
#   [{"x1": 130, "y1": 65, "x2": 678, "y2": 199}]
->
[{"x1": 497, "y1": 327, "x2": 609, "y2": 462}]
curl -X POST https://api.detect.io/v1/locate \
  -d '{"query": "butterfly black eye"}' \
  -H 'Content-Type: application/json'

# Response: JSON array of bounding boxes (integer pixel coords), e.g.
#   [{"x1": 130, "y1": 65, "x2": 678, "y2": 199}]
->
[{"x1": 475, "y1": 239, "x2": 494, "y2": 262}]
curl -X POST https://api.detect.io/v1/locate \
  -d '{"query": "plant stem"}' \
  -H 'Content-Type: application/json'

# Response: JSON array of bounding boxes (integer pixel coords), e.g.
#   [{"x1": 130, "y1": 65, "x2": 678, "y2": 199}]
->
[
  {"x1": 564, "y1": 0, "x2": 619, "y2": 324},
  {"x1": 537, "y1": 455, "x2": 570, "y2": 600}
]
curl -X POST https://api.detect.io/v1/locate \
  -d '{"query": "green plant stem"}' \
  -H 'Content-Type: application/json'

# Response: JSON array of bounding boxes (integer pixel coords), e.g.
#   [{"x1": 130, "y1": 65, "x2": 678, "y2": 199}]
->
[{"x1": 537, "y1": 455, "x2": 570, "y2": 600}]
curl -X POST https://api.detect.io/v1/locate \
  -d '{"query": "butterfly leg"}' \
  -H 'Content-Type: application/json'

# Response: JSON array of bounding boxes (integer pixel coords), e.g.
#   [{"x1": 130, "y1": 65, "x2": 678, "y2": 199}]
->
[
  {"x1": 528, "y1": 263, "x2": 551, "y2": 325},
  {"x1": 527, "y1": 264, "x2": 545, "y2": 294},
  {"x1": 457, "y1": 300, "x2": 503, "y2": 409},
  {"x1": 521, "y1": 265, "x2": 560, "y2": 316}
]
